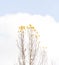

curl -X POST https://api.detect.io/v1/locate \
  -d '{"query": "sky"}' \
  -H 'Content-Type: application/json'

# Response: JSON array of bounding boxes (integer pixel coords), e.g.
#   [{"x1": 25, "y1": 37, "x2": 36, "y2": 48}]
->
[
  {"x1": 0, "y1": 0, "x2": 59, "y2": 65},
  {"x1": 0, "y1": 0, "x2": 59, "y2": 21}
]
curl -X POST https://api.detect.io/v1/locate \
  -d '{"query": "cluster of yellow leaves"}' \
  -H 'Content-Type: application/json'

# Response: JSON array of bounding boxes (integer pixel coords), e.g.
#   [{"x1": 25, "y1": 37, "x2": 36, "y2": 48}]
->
[
  {"x1": 18, "y1": 24, "x2": 40, "y2": 38},
  {"x1": 26, "y1": 24, "x2": 35, "y2": 30},
  {"x1": 19, "y1": 26, "x2": 25, "y2": 32}
]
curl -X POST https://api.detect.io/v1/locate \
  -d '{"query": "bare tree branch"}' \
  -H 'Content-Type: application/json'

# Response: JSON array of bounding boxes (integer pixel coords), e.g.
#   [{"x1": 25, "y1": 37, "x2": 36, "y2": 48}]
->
[
  {"x1": 17, "y1": 26, "x2": 25, "y2": 65},
  {"x1": 27, "y1": 24, "x2": 39, "y2": 65}
]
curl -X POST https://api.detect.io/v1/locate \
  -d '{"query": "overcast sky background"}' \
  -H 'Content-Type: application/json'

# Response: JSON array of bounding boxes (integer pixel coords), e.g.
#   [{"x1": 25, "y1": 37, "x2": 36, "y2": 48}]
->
[{"x1": 0, "y1": 0, "x2": 59, "y2": 65}]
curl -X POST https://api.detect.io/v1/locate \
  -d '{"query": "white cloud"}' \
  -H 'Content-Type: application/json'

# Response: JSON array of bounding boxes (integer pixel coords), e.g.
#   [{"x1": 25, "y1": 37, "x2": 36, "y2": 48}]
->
[{"x1": 0, "y1": 12, "x2": 59, "y2": 65}]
